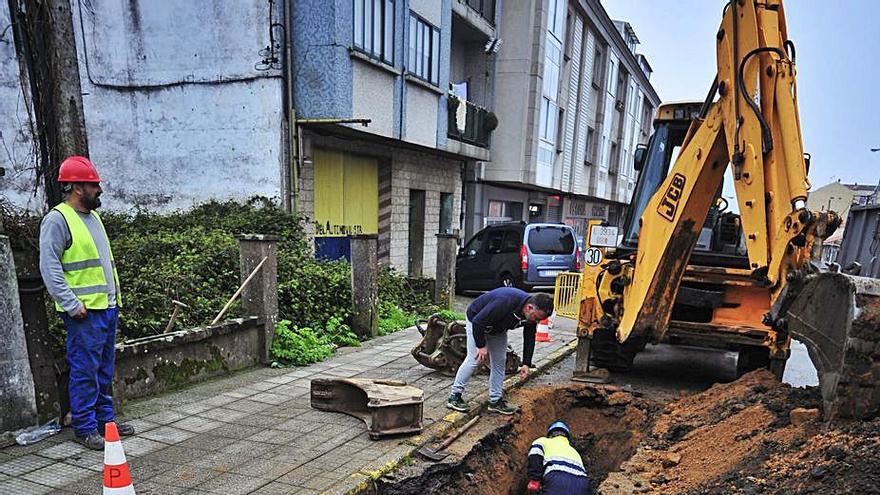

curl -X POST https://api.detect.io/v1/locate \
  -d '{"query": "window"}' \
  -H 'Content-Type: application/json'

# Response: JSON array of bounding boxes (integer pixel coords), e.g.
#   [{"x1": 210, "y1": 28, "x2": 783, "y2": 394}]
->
[
  {"x1": 439, "y1": 193, "x2": 454, "y2": 233},
  {"x1": 408, "y1": 14, "x2": 440, "y2": 85},
  {"x1": 353, "y1": 0, "x2": 395, "y2": 64},
  {"x1": 484, "y1": 229, "x2": 505, "y2": 254},
  {"x1": 527, "y1": 226, "x2": 575, "y2": 254},
  {"x1": 592, "y1": 48, "x2": 604, "y2": 87},
  {"x1": 585, "y1": 127, "x2": 596, "y2": 164},
  {"x1": 501, "y1": 230, "x2": 521, "y2": 253},
  {"x1": 547, "y1": 0, "x2": 565, "y2": 40},
  {"x1": 539, "y1": 98, "x2": 558, "y2": 144}
]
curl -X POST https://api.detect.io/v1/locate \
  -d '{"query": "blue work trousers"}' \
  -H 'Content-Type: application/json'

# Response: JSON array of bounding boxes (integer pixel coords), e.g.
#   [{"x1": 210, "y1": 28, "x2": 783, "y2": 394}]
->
[
  {"x1": 543, "y1": 471, "x2": 591, "y2": 494},
  {"x1": 61, "y1": 307, "x2": 118, "y2": 437}
]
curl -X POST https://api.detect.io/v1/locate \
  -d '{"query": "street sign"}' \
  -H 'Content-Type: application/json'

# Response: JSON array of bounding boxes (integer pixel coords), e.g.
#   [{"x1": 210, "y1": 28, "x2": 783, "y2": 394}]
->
[
  {"x1": 589, "y1": 226, "x2": 618, "y2": 248},
  {"x1": 585, "y1": 247, "x2": 603, "y2": 266}
]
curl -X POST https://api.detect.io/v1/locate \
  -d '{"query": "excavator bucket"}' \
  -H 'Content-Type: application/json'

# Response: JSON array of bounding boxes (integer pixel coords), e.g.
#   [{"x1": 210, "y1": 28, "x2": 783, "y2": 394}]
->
[
  {"x1": 411, "y1": 314, "x2": 522, "y2": 376},
  {"x1": 786, "y1": 272, "x2": 880, "y2": 422}
]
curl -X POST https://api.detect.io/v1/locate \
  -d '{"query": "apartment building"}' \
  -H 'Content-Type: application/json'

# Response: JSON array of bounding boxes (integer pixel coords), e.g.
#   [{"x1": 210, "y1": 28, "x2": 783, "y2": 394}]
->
[
  {"x1": 294, "y1": 0, "x2": 501, "y2": 277},
  {"x1": 463, "y1": 0, "x2": 660, "y2": 249}
]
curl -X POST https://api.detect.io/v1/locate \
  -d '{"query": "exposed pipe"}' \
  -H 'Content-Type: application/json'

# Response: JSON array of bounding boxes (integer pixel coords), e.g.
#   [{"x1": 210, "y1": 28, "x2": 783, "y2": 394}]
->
[{"x1": 282, "y1": 0, "x2": 296, "y2": 213}]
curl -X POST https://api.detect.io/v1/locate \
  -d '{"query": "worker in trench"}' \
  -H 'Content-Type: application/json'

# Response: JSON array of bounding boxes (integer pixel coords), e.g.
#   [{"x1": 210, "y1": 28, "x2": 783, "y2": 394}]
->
[
  {"x1": 446, "y1": 287, "x2": 553, "y2": 415},
  {"x1": 526, "y1": 421, "x2": 591, "y2": 494},
  {"x1": 39, "y1": 156, "x2": 135, "y2": 450}
]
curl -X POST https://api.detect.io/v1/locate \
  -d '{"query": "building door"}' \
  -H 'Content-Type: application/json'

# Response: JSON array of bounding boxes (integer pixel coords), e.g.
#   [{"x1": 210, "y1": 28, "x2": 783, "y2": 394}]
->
[
  {"x1": 408, "y1": 190, "x2": 426, "y2": 277},
  {"x1": 313, "y1": 149, "x2": 378, "y2": 259}
]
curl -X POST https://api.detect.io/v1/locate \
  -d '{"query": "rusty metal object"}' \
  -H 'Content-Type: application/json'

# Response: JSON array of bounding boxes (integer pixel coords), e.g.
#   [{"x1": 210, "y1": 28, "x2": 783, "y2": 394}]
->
[
  {"x1": 411, "y1": 314, "x2": 522, "y2": 376},
  {"x1": 416, "y1": 415, "x2": 481, "y2": 461},
  {"x1": 786, "y1": 272, "x2": 880, "y2": 422},
  {"x1": 310, "y1": 378, "x2": 424, "y2": 439}
]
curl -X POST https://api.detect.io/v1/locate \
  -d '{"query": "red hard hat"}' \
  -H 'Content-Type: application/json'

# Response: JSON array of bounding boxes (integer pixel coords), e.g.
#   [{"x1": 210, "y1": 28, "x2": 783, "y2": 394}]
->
[{"x1": 58, "y1": 156, "x2": 101, "y2": 183}]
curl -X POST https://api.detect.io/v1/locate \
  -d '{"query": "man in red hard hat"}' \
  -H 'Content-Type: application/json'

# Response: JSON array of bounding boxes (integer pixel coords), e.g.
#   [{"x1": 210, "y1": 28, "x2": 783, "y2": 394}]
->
[{"x1": 38, "y1": 156, "x2": 135, "y2": 450}]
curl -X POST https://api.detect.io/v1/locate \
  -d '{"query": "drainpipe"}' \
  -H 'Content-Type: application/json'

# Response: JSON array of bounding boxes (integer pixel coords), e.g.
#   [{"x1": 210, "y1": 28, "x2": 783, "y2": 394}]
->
[{"x1": 282, "y1": 0, "x2": 298, "y2": 213}]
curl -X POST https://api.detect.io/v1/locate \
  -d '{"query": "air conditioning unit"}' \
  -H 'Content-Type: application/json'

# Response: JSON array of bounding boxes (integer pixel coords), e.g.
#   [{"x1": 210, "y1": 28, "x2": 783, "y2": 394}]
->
[{"x1": 465, "y1": 161, "x2": 487, "y2": 182}]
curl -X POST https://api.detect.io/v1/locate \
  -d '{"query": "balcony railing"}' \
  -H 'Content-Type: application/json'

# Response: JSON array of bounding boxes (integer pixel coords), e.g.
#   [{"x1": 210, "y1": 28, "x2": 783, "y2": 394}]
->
[
  {"x1": 465, "y1": 0, "x2": 495, "y2": 25},
  {"x1": 448, "y1": 96, "x2": 494, "y2": 148}
]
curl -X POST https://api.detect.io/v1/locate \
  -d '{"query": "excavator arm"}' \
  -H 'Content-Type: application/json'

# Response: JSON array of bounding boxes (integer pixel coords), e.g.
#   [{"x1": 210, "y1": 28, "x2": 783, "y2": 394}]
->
[{"x1": 619, "y1": 0, "x2": 833, "y2": 343}]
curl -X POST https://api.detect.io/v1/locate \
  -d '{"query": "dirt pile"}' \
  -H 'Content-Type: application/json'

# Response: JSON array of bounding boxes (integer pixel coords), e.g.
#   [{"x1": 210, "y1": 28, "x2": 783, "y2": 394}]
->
[{"x1": 601, "y1": 370, "x2": 880, "y2": 494}]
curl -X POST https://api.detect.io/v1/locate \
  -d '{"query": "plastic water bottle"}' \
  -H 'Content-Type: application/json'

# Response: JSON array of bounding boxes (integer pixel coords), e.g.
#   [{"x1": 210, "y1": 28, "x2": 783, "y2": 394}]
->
[{"x1": 15, "y1": 420, "x2": 61, "y2": 446}]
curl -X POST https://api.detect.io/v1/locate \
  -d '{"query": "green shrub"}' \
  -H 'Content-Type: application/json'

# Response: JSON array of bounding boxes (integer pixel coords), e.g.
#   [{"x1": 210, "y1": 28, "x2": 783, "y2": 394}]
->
[
  {"x1": 323, "y1": 315, "x2": 360, "y2": 348},
  {"x1": 270, "y1": 320, "x2": 333, "y2": 366},
  {"x1": 378, "y1": 301, "x2": 416, "y2": 336}
]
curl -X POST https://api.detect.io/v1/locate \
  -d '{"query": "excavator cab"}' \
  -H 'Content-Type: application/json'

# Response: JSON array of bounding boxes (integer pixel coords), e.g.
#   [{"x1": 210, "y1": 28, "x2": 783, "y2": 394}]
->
[{"x1": 588, "y1": 102, "x2": 782, "y2": 378}]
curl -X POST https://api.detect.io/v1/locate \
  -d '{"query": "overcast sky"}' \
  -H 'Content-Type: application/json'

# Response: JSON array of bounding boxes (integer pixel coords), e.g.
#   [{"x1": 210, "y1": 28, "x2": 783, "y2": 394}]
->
[{"x1": 602, "y1": 0, "x2": 880, "y2": 189}]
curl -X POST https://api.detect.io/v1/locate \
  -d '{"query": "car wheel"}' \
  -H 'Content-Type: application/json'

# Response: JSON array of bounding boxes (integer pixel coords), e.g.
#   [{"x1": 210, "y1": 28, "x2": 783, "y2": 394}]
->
[{"x1": 499, "y1": 272, "x2": 516, "y2": 288}]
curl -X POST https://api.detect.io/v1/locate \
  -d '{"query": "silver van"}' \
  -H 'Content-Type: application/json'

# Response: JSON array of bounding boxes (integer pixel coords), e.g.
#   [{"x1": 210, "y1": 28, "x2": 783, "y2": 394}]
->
[{"x1": 456, "y1": 222, "x2": 580, "y2": 291}]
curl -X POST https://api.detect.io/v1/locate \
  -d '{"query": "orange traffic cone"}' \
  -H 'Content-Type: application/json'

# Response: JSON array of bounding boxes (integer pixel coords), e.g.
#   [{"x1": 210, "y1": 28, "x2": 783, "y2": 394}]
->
[
  {"x1": 103, "y1": 422, "x2": 135, "y2": 494},
  {"x1": 536, "y1": 318, "x2": 551, "y2": 342}
]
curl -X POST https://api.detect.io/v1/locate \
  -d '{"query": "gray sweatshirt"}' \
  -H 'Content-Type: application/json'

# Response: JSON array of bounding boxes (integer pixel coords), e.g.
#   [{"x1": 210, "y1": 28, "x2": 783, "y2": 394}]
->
[{"x1": 39, "y1": 207, "x2": 117, "y2": 315}]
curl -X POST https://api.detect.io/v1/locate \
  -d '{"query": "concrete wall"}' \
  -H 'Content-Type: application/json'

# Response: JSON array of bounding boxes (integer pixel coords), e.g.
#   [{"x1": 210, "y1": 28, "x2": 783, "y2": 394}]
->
[
  {"x1": 491, "y1": 0, "x2": 540, "y2": 183},
  {"x1": 353, "y1": 60, "x2": 397, "y2": 138},
  {"x1": 0, "y1": 2, "x2": 41, "y2": 210},
  {"x1": 405, "y1": 85, "x2": 440, "y2": 148},
  {"x1": 65, "y1": 0, "x2": 285, "y2": 212}
]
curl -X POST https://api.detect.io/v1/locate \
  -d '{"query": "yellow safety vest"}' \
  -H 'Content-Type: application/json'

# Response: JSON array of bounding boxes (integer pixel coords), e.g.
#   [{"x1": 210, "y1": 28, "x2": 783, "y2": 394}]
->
[
  {"x1": 53, "y1": 202, "x2": 122, "y2": 311},
  {"x1": 529, "y1": 435, "x2": 588, "y2": 478}
]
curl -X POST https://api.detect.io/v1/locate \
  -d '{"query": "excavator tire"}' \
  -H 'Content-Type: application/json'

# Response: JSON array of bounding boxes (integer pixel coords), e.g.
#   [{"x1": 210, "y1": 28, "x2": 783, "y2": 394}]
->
[
  {"x1": 786, "y1": 272, "x2": 880, "y2": 422},
  {"x1": 590, "y1": 327, "x2": 639, "y2": 372}
]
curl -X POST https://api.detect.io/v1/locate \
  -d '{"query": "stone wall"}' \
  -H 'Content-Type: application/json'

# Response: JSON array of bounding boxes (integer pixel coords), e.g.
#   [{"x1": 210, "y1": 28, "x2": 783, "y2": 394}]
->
[{"x1": 113, "y1": 317, "x2": 264, "y2": 402}]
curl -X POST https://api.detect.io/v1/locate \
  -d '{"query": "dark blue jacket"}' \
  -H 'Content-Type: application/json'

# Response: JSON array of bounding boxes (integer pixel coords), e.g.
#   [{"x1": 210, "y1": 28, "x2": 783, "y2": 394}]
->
[{"x1": 466, "y1": 288, "x2": 536, "y2": 366}]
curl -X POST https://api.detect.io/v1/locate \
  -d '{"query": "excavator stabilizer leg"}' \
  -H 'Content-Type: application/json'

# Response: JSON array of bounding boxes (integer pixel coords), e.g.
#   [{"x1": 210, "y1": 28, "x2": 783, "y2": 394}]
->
[{"x1": 786, "y1": 272, "x2": 880, "y2": 422}]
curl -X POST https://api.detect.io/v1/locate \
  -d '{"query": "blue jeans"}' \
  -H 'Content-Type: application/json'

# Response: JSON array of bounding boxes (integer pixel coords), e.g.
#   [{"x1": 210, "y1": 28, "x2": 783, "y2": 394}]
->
[
  {"x1": 61, "y1": 307, "x2": 118, "y2": 437},
  {"x1": 450, "y1": 319, "x2": 508, "y2": 402}
]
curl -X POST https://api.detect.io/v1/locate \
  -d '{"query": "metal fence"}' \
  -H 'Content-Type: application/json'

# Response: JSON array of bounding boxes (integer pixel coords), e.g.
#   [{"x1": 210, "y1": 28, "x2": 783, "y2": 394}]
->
[
  {"x1": 448, "y1": 98, "x2": 492, "y2": 148},
  {"x1": 553, "y1": 272, "x2": 582, "y2": 320}
]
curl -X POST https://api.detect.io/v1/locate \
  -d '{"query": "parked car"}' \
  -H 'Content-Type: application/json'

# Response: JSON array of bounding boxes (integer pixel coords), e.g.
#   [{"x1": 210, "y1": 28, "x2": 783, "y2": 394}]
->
[{"x1": 456, "y1": 222, "x2": 580, "y2": 292}]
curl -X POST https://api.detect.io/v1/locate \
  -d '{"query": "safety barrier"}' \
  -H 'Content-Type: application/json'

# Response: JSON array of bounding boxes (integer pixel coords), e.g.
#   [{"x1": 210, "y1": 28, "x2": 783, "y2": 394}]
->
[{"x1": 553, "y1": 272, "x2": 582, "y2": 320}]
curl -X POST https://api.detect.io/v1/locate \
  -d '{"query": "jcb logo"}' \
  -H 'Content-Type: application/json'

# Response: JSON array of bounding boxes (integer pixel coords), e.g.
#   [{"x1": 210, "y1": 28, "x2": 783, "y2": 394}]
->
[{"x1": 657, "y1": 173, "x2": 686, "y2": 222}]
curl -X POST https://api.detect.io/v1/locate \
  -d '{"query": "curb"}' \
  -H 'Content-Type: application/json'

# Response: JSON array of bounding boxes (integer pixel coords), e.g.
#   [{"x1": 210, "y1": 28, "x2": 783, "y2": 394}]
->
[{"x1": 342, "y1": 337, "x2": 579, "y2": 494}]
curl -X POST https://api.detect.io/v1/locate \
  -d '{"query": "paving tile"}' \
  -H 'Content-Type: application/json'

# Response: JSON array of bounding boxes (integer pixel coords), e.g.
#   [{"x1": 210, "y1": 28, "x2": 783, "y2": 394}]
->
[
  {"x1": 196, "y1": 472, "x2": 270, "y2": 494},
  {"x1": 143, "y1": 444, "x2": 208, "y2": 466},
  {"x1": 182, "y1": 434, "x2": 239, "y2": 452},
  {"x1": 197, "y1": 407, "x2": 248, "y2": 423},
  {"x1": 52, "y1": 471, "x2": 103, "y2": 494},
  {"x1": 224, "y1": 399, "x2": 272, "y2": 414},
  {"x1": 220, "y1": 440, "x2": 276, "y2": 458},
  {"x1": 22, "y1": 462, "x2": 92, "y2": 488},
  {"x1": 300, "y1": 475, "x2": 337, "y2": 491},
  {"x1": 227, "y1": 457, "x2": 296, "y2": 478},
  {"x1": 61, "y1": 448, "x2": 104, "y2": 472},
  {"x1": 142, "y1": 410, "x2": 187, "y2": 425},
  {"x1": 249, "y1": 393, "x2": 290, "y2": 405},
  {"x1": 234, "y1": 414, "x2": 284, "y2": 428},
  {"x1": 249, "y1": 381, "x2": 279, "y2": 392},
  {"x1": 0, "y1": 477, "x2": 53, "y2": 495},
  {"x1": 127, "y1": 458, "x2": 177, "y2": 482},
  {"x1": 175, "y1": 401, "x2": 215, "y2": 415},
  {"x1": 139, "y1": 426, "x2": 196, "y2": 445},
  {"x1": 125, "y1": 418, "x2": 160, "y2": 433},
  {"x1": 128, "y1": 480, "x2": 191, "y2": 494},
  {"x1": 247, "y1": 429, "x2": 302, "y2": 445},
  {"x1": 274, "y1": 419, "x2": 322, "y2": 433},
  {"x1": 169, "y1": 416, "x2": 222, "y2": 434},
  {"x1": 276, "y1": 464, "x2": 324, "y2": 486},
  {"x1": 249, "y1": 480, "x2": 303, "y2": 495},
  {"x1": 0, "y1": 455, "x2": 55, "y2": 476},
  {"x1": 36, "y1": 441, "x2": 86, "y2": 461},
  {"x1": 209, "y1": 424, "x2": 263, "y2": 440},
  {"x1": 265, "y1": 375, "x2": 297, "y2": 385},
  {"x1": 201, "y1": 394, "x2": 238, "y2": 407},
  {"x1": 162, "y1": 463, "x2": 219, "y2": 489}
]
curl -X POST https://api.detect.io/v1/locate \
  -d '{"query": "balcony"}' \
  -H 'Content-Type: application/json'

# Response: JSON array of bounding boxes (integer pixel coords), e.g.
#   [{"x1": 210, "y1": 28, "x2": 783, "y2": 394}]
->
[
  {"x1": 452, "y1": 0, "x2": 496, "y2": 37},
  {"x1": 465, "y1": 0, "x2": 495, "y2": 24},
  {"x1": 448, "y1": 96, "x2": 494, "y2": 148}
]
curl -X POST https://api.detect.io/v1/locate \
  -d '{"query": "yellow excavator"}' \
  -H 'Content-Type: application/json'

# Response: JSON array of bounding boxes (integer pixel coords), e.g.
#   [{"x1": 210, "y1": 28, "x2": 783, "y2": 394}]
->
[{"x1": 562, "y1": 0, "x2": 880, "y2": 422}]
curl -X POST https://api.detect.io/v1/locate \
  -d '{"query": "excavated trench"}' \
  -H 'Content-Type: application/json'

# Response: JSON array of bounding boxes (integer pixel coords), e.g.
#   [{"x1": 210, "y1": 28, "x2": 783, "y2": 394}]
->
[{"x1": 369, "y1": 385, "x2": 656, "y2": 495}]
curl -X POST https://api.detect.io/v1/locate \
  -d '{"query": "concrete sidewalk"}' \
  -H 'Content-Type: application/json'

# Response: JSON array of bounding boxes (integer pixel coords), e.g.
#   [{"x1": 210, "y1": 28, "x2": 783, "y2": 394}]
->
[{"x1": 0, "y1": 320, "x2": 576, "y2": 495}]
